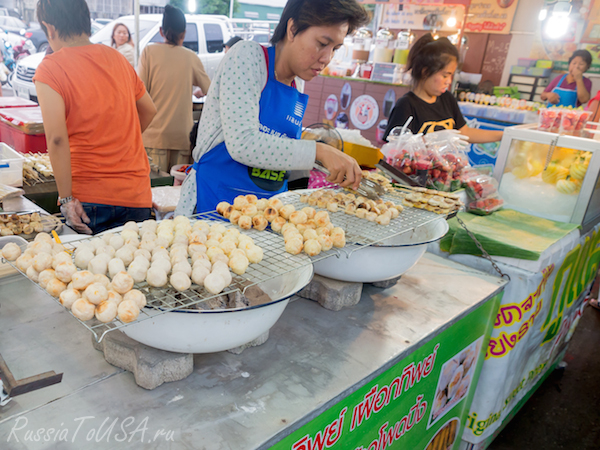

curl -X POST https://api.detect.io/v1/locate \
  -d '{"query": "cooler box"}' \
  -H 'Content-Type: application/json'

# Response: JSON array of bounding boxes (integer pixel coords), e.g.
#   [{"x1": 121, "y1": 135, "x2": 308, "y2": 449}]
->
[
  {"x1": 0, "y1": 106, "x2": 47, "y2": 153},
  {"x1": 0, "y1": 143, "x2": 25, "y2": 187},
  {"x1": 0, "y1": 96, "x2": 38, "y2": 108}
]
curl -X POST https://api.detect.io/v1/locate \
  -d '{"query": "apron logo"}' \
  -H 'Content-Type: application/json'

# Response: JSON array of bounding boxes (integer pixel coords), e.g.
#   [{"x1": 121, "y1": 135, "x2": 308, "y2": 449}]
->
[{"x1": 294, "y1": 102, "x2": 305, "y2": 117}]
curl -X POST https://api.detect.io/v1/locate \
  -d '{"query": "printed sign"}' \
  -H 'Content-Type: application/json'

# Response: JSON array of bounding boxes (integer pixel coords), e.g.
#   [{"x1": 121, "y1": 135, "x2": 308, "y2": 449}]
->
[
  {"x1": 340, "y1": 83, "x2": 352, "y2": 110},
  {"x1": 464, "y1": 0, "x2": 520, "y2": 34},
  {"x1": 350, "y1": 95, "x2": 380, "y2": 130},
  {"x1": 269, "y1": 296, "x2": 501, "y2": 450},
  {"x1": 459, "y1": 223, "x2": 600, "y2": 447},
  {"x1": 381, "y1": 4, "x2": 464, "y2": 31},
  {"x1": 324, "y1": 95, "x2": 338, "y2": 121}
]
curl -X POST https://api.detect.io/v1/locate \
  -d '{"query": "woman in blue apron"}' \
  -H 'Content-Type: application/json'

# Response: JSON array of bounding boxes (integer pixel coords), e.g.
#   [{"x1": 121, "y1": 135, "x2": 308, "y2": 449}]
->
[
  {"x1": 176, "y1": 0, "x2": 369, "y2": 215},
  {"x1": 541, "y1": 50, "x2": 592, "y2": 108}
]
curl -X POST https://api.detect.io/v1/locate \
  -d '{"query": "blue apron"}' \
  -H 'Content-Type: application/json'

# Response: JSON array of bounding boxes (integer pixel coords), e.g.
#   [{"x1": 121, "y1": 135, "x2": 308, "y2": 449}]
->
[
  {"x1": 193, "y1": 46, "x2": 309, "y2": 213},
  {"x1": 552, "y1": 74, "x2": 578, "y2": 108}
]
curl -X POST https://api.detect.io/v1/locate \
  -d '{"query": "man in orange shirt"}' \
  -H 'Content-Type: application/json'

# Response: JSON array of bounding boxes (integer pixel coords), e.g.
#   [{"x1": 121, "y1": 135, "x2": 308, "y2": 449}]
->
[{"x1": 33, "y1": 0, "x2": 157, "y2": 234}]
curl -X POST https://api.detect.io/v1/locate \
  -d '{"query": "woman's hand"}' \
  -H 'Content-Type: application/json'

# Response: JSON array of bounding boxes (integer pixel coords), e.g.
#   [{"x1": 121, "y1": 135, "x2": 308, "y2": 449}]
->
[
  {"x1": 542, "y1": 92, "x2": 560, "y2": 104},
  {"x1": 315, "y1": 142, "x2": 362, "y2": 190},
  {"x1": 60, "y1": 198, "x2": 92, "y2": 235},
  {"x1": 570, "y1": 66, "x2": 584, "y2": 82}
]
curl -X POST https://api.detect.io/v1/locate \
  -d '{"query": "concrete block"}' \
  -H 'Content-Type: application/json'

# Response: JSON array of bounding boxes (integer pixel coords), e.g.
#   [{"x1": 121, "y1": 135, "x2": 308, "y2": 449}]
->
[
  {"x1": 227, "y1": 331, "x2": 270, "y2": 355},
  {"x1": 297, "y1": 274, "x2": 363, "y2": 311},
  {"x1": 370, "y1": 275, "x2": 402, "y2": 289},
  {"x1": 93, "y1": 331, "x2": 193, "y2": 390}
]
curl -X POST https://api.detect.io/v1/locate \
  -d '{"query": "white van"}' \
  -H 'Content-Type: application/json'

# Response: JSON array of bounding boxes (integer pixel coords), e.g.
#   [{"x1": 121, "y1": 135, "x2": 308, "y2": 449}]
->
[{"x1": 13, "y1": 14, "x2": 232, "y2": 102}]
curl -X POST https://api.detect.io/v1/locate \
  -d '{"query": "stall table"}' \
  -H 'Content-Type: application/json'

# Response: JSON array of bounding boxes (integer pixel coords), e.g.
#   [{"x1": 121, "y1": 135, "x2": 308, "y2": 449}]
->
[{"x1": 0, "y1": 253, "x2": 505, "y2": 450}]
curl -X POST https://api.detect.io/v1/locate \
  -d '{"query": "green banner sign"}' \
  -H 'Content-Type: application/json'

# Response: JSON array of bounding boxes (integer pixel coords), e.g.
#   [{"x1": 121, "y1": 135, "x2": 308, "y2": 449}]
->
[{"x1": 269, "y1": 293, "x2": 502, "y2": 450}]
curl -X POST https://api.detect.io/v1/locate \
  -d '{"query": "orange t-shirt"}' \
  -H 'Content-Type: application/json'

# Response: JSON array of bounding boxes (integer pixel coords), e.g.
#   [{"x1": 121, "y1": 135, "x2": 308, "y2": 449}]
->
[{"x1": 33, "y1": 44, "x2": 152, "y2": 208}]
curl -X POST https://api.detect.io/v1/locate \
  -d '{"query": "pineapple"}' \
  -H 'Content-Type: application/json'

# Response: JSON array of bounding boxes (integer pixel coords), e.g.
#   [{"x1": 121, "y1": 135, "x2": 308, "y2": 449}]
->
[
  {"x1": 542, "y1": 162, "x2": 569, "y2": 184},
  {"x1": 569, "y1": 157, "x2": 588, "y2": 181},
  {"x1": 556, "y1": 177, "x2": 579, "y2": 195}
]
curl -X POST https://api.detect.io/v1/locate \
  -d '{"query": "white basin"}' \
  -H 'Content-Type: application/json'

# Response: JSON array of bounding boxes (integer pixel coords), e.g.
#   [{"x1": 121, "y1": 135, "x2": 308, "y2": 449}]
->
[
  {"x1": 313, "y1": 217, "x2": 448, "y2": 283},
  {"x1": 121, "y1": 264, "x2": 313, "y2": 353}
]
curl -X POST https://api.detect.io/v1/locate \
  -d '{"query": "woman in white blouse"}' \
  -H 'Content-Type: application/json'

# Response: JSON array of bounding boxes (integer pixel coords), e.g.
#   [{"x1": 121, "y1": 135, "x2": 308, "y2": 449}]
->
[
  {"x1": 177, "y1": 0, "x2": 369, "y2": 215},
  {"x1": 111, "y1": 23, "x2": 134, "y2": 66}
]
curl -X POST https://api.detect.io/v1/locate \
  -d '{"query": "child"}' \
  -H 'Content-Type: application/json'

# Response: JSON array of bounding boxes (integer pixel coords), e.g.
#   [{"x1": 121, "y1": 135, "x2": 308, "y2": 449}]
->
[{"x1": 383, "y1": 33, "x2": 503, "y2": 144}]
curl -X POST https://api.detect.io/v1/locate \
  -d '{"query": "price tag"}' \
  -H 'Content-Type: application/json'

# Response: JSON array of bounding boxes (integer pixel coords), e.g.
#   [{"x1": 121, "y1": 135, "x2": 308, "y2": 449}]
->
[{"x1": 370, "y1": 63, "x2": 398, "y2": 83}]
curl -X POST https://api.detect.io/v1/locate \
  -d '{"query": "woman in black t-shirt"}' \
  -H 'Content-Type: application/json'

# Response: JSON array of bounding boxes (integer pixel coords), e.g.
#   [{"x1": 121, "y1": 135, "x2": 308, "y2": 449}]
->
[{"x1": 383, "y1": 34, "x2": 503, "y2": 143}]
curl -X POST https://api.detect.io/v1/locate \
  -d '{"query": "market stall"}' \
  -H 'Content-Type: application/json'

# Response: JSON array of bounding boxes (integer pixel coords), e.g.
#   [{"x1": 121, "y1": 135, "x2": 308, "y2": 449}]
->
[{"x1": 0, "y1": 248, "x2": 505, "y2": 449}]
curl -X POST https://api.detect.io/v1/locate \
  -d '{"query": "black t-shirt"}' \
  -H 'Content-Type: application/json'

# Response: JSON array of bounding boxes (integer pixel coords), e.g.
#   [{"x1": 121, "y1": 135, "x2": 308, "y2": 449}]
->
[{"x1": 383, "y1": 91, "x2": 467, "y2": 141}]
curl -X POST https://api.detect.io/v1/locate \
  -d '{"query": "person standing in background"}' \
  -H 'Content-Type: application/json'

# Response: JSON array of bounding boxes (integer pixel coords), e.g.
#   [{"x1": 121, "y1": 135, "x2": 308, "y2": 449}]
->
[
  {"x1": 34, "y1": 0, "x2": 156, "y2": 234},
  {"x1": 138, "y1": 5, "x2": 211, "y2": 173},
  {"x1": 541, "y1": 50, "x2": 592, "y2": 108},
  {"x1": 111, "y1": 23, "x2": 135, "y2": 66}
]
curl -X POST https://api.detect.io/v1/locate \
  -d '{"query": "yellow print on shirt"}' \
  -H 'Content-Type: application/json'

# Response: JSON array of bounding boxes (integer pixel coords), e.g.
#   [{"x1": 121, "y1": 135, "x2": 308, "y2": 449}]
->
[{"x1": 418, "y1": 118, "x2": 455, "y2": 134}]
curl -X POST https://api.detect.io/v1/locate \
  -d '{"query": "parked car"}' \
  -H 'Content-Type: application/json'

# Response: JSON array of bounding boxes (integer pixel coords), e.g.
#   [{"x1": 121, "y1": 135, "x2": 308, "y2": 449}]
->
[
  {"x1": 93, "y1": 18, "x2": 112, "y2": 26},
  {"x1": 13, "y1": 14, "x2": 231, "y2": 102},
  {"x1": 23, "y1": 21, "x2": 103, "y2": 54},
  {"x1": 0, "y1": 15, "x2": 27, "y2": 34}
]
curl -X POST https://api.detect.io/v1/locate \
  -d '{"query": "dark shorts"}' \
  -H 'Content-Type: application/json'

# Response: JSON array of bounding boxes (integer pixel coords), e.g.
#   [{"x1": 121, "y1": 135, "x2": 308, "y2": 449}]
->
[{"x1": 82, "y1": 203, "x2": 152, "y2": 234}]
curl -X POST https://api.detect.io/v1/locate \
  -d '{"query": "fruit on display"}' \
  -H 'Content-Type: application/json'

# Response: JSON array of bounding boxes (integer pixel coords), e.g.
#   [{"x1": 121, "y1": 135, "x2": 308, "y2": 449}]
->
[
  {"x1": 569, "y1": 156, "x2": 588, "y2": 181},
  {"x1": 541, "y1": 162, "x2": 569, "y2": 184},
  {"x1": 538, "y1": 107, "x2": 590, "y2": 135},
  {"x1": 556, "y1": 177, "x2": 580, "y2": 195},
  {"x1": 507, "y1": 140, "x2": 591, "y2": 195}
]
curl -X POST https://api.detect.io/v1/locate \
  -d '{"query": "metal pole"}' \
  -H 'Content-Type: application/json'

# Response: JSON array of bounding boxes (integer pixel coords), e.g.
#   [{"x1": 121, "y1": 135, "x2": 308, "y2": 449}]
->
[
  {"x1": 134, "y1": 0, "x2": 140, "y2": 66},
  {"x1": 229, "y1": 0, "x2": 234, "y2": 18}
]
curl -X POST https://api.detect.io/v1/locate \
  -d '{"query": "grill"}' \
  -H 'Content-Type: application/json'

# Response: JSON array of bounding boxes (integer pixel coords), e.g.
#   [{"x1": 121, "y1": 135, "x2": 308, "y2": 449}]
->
[
  {"x1": 3, "y1": 191, "x2": 445, "y2": 343},
  {"x1": 16, "y1": 65, "x2": 36, "y2": 83}
]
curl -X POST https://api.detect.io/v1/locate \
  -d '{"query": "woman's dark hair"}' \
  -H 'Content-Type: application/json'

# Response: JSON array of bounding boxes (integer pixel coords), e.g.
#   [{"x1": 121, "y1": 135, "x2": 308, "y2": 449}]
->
[
  {"x1": 568, "y1": 49, "x2": 592, "y2": 70},
  {"x1": 162, "y1": 4, "x2": 186, "y2": 46},
  {"x1": 407, "y1": 33, "x2": 459, "y2": 88},
  {"x1": 36, "y1": 0, "x2": 91, "y2": 39},
  {"x1": 271, "y1": 0, "x2": 370, "y2": 45},
  {"x1": 111, "y1": 23, "x2": 132, "y2": 47}
]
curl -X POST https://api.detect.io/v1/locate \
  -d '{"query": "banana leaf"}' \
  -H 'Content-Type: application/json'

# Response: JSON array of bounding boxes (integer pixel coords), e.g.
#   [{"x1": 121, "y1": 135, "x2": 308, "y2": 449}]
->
[{"x1": 447, "y1": 209, "x2": 580, "y2": 261}]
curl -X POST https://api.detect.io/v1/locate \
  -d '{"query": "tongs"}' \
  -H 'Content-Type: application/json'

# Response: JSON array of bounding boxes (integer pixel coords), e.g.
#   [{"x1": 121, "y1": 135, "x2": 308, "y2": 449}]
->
[{"x1": 313, "y1": 162, "x2": 384, "y2": 200}]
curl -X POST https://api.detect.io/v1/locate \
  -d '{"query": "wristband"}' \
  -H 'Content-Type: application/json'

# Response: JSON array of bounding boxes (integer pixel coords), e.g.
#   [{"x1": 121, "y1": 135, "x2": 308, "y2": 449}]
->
[{"x1": 58, "y1": 196, "x2": 74, "y2": 206}]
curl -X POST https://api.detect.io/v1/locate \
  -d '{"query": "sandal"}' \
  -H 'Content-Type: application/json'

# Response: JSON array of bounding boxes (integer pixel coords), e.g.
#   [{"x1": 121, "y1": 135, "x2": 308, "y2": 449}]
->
[{"x1": 589, "y1": 298, "x2": 600, "y2": 310}]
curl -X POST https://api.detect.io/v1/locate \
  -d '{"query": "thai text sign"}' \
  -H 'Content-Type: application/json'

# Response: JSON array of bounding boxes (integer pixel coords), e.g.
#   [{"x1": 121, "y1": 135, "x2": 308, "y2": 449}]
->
[{"x1": 269, "y1": 296, "x2": 501, "y2": 450}]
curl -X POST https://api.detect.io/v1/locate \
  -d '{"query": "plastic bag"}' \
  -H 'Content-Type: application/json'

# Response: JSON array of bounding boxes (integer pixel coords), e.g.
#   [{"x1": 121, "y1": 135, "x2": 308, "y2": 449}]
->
[{"x1": 463, "y1": 171, "x2": 499, "y2": 200}]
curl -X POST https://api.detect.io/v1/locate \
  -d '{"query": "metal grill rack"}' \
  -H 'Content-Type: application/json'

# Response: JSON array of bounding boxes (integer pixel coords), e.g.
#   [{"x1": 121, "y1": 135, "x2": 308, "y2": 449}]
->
[
  {"x1": 2, "y1": 194, "x2": 445, "y2": 343},
  {"x1": 2, "y1": 213, "x2": 337, "y2": 343},
  {"x1": 272, "y1": 189, "x2": 443, "y2": 256}
]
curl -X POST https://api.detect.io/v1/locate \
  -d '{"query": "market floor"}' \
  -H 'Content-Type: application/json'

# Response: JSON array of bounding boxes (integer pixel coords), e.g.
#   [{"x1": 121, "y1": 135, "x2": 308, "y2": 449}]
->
[{"x1": 488, "y1": 304, "x2": 600, "y2": 450}]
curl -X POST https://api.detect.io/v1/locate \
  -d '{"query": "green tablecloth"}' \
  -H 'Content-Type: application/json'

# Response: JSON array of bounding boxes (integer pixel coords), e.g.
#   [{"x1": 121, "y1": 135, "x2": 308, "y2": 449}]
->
[{"x1": 441, "y1": 209, "x2": 580, "y2": 261}]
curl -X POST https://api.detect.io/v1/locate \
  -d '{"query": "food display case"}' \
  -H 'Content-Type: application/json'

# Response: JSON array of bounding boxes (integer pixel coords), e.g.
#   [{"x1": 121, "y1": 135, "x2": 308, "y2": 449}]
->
[{"x1": 493, "y1": 123, "x2": 600, "y2": 230}]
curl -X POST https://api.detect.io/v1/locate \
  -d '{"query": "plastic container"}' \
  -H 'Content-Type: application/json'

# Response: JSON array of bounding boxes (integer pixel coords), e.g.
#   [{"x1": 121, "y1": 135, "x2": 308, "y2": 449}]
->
[
  {"x1": 0, "y1": 120, "x2": 47, "y2": 153},
  {"x1": 464, "y1": 173, "x2": 499, "y2": 200},
  {"x1": 467, "y1": 197, "x2": 504, "y2": 215},
  {"x1": 538, "y1": 108, "x2": 559, "y2": 132},
  {"x1": 559, "y1": 110, "x2": 582, "y2": 135},
  {"x1": 170, "y1": 164, "x2": 190, "y2": 186},
  {"x1": 0, "y1": 143, "x2": 25, "y2": 187},
  {"x1": 344, "y1": 142, "x2": 383, "y2": 168},
  {"x1": 0, "y1": 107, "x2": 45, "y2": 134}
]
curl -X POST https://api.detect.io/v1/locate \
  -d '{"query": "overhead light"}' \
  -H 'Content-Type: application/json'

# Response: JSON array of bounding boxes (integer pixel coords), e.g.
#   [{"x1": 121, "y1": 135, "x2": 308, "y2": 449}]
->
[
  {"x1": 538, "y1": 8, "x2": 547, "y2": 21},
  {"x1": 545, "y1": 15, "x2": 570, "y2": 38},
  {"x1": 446, "y1": 13, "x2": 457, "y2": 28},
  {"x1": 188, "y1": 0, "x2": 196, "y2": 12}
]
